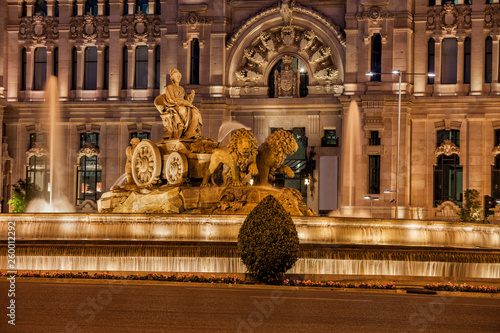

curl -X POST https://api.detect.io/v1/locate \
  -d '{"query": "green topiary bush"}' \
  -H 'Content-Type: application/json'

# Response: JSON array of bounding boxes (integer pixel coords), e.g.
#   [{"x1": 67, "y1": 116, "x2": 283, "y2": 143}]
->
[{"x1": 237, "y1": 195, "x2": 299, "y2": 282}]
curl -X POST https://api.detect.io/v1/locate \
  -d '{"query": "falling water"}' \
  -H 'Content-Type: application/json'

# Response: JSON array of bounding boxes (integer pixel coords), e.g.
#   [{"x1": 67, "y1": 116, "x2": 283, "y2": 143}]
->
[
  {"x1": 26, "y1": 76, "x2": 74, "y2": 212},
  {"x1": 339, "y1": 100, "x2": 364, "y2": 216}
]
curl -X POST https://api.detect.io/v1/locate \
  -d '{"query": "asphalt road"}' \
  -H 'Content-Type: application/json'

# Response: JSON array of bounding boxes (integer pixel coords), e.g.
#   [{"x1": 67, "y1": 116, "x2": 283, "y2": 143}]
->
[{"x1": 1, "y1": 280, "x2": 499, "y2": 333}]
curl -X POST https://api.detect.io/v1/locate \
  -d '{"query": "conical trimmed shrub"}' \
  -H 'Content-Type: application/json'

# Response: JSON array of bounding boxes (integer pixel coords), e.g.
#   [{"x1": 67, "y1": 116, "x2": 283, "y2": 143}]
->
[{"x1": 238, "y1": 195, "x2": 299, "y2": 282}]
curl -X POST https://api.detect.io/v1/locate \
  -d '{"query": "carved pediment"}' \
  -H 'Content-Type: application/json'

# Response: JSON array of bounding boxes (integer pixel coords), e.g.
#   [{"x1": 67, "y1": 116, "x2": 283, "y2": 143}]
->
[
  {"x1": 426, "y1": 3, "x2": 471, "y2": 34},
  {"x1": 77, "y1": 142, "x2": 100, "y2": 159},
  {"x1": 70, "y1": 15, "x2": 109, "y2": 44},
  {"x1": 26, "y1": 143, "x2": 48, "y2": 159},
  {"x1": 121, "y1": 13, "x2": 160, "y2": 44},
  {"x1": 434, "y1": 139, "x2": 460, "y2": 156}
]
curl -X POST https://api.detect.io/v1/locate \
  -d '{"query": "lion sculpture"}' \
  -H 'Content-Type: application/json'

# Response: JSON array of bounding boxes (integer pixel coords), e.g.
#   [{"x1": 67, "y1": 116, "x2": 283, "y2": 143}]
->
[
  {"x1": 256, "y1": 129, "x2": 299, "y2": 186},
  {"x1": 201, "y1": 128, "x2": 259, "y2": 187}
]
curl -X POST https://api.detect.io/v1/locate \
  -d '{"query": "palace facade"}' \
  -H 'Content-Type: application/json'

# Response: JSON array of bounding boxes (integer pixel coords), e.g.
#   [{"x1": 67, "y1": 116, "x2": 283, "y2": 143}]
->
[{"x1": 0, "y1": 0, "x2": 499, "y2": 219}]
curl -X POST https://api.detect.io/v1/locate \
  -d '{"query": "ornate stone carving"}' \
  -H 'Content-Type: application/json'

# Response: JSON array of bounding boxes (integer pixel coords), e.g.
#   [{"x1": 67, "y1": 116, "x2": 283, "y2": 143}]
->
[
  {"x1": 77, "y1": 142, "x2": 100, "y2": 159},
  {"x1": 485, "y1": 5, "x2": 500, "y2": 31},
  {"x1": 226, "y1": 1, "x2": 345, "y2": 48},
  {"x1": 121, "y1": 13, "x2": 161, "y2": 43},
  {"x1": 70, "y1": 14, "x2": 109, "y2": 44},
  {"x1": 19, "y1": 15, "x2": 58, "y2": 45},
  {"x1": 280, "y1": 0, "x2": 295, "y2": 26},
  {"x1": 234, "y1": 24, "x2": 340, "y2": 93},
  {"x1": 26, "y1": 143, "x2": 48, "y2": 159},
  {"x1": 177, "y1": 11, "x2": 213, "y2": 29},
  {"x1": 492, "y1": 145, "x2": 500, "y2": 156},
  {"x1": 274, "y1": 56, "x2": 299, "y2": 98},
  {"x1": 426, "y1": 3, "x2": 471, "y2": 34},
  {"x1": 434, "y1": 140, "x2": 460, "y2": 156},
  {"x1": 356, "y1": 6, "x2": 395, "y2": 25}
]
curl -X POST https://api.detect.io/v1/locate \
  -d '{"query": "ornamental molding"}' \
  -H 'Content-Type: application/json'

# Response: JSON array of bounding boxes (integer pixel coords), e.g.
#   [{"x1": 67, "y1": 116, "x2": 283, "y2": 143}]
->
[
  {"x1": 234, "y1": 25, "x2": 340, "y2": 93},
  {"x1": 356, "y1": 6, "x2": 395, "y2": 25},
  {"x1": 434, "y1": 139, "x2": 460, "y2": 156},
  {"x1": 120, "y1": 13, "x2": 161, "y2": 44},
  {"x1": 426, "y1": 3, "x2": 471, "y2": 35},
  {"x1": 485, "y1": 5, "x2": 500, "y2": 31},
  {"x1": 492, "y1": 145, "x2": 500, "y2": 156},
  {"x1": 226, "y1": 0, "x2": 345, "y2": 49},
  {"x1": 70, "y1": 14, "x2": 109, "y2": 44},
  {"x1": 26, "y1": 143, "x2": 48, "y2": 159},
  {"x1": 77, "y1": 142, "x2": 100, "y2": 159},
  {"x1": 176, "y1": 11, "x2": 213, "y2": 30},
  {"x1": 19, "y1": 15, "x2": 58, "y2": 46}
]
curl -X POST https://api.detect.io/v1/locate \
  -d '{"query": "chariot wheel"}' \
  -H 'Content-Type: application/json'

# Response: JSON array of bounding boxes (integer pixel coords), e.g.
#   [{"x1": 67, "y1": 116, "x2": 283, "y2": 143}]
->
[
  {"x1": 163, "y1": 152, "x2": 188, "y2": 185},
  {"x1": 131, "y1": 139, "x2": 162, "y2": 186}
]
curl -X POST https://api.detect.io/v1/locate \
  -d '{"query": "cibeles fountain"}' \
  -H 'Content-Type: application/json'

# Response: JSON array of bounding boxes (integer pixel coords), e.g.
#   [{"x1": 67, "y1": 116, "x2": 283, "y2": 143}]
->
[{"x1": 1, "y1": 71, "x2": 500, "y2": 281}]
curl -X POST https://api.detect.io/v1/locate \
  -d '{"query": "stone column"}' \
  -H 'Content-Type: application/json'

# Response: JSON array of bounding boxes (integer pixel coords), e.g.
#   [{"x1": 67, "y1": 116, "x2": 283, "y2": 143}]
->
[
  {"x1": 470, "y1": 14, "x2": 485, "y2": 95},
  {"x1": 148, "y1": 0, "x2": 155, "y2": 14},
  {"x1": 46, "y1": 46, "x2": 54, "y2": 78},
  {"x1": 25, "y1": 46, "x2": 35, "y2": 94},
  {"x1": 127, "y1": 0, "x2": 135, "y2": 15},
  {"x1": 456, "y1": 36, "x2": 464, "y2": 85},
  {"x1": 413, "y1": 19, "x2": 427, "y2": 96},
  {"x1": 76, "y1": 45, "x2": 85, "y2": 97},
  {"x1": 127, "y1": 45, "x2": 135, "y2": 98},
  {"x1": 434, "y1": 38, "x2": 442, "y2": 85},
  {"x1": 492, "y1": 37, "x2": 499, "y2": 88},
  {"x1": 96, "y1": 45, "x2": 104, "y2": 99}
]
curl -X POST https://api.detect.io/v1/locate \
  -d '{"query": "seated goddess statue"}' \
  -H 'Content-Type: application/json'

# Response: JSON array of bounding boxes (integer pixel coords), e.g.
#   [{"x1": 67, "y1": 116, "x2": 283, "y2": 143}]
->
[{"x1": 154, "y1": 68, "x2": 203, "y2": 139}]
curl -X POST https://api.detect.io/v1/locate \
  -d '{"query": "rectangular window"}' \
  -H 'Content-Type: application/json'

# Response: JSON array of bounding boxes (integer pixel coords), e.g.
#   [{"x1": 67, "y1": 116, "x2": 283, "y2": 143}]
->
[
  {"x1": 84, "y1": 46, "x2": 97, "y2": 90},
  {"x1": 77, "y1": 133, "x2": 102, "y2": 205},
  {"x1": 369, "y1": 131, "x2": 380, "y2": 146},
  {"x1": 33, "y1": 47, "x2": 47, "y2": 91},
  {"x1": 80, "y1": 132, "x2": 99, "y2": 149},
  {"x1": 437, "y1": 129, "x2": 460, "y2": 147},
  {"x1": 428, "y1": 39, "x2": 435, "y2": 84},
  {"x1": 370, "y1": 34, "x2": 382, "y2": 82},
  {"x1": 441, "y1": 38, "x2": 457, "y2": 84},
  {"x1": 103, "y1": 46, "x2": 109, "y2": 90},
  {"x1": 321, "y1": 129, "x2": 338, "y2": 147},
  {"x1": 190, "y1": 39, "x2": 200, "y2": 85},
  {"x1": 486, "y1": 37, "x2": 493, "y2": 83},
  {"x1": 130, "y1": 132, "x2": 150, "y2": 141},
  {"x1": 495, "y1": 129, "x2": 500, "y2": 146},
  {"x1": 72, "y1": 47, "x2": 77, "y2": 90},
  {"x1": 464, "y1": 38, "x2": 471, "y2": 84},
  {"x1": 122, "y1": 46, "x2": 128, "y2": 89},
  {"x1": 369, "y1": 155, "x2": 380, "y2": 194},
  {"x1": 134, "y1": 46, "x2": 148, "y2": 89}
]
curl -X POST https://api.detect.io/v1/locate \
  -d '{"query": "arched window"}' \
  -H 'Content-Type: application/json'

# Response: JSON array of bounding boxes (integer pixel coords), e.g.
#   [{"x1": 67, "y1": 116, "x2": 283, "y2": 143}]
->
[
  {"x1": 136, "y1": 0, "x2": 149, "y2": 13},
  {"x1": 103, "y1": 46, "x2": 109, "y2": 89},
  {"x1": 268, "y1": 57, "x2": 308, "y2": 98},
  {"x1": 34, "y1": 0, "x2": 47, "y2": 16},
  {"x1": 370, "y1": 33, "x2": 382, "y2": 82},
  {"x1": 72, "y1": 0, "x2": 78, "y2": 16},
  {"x1": 155, "y1": 0, "x2": 161, "y2": 14},
  {"x1": 85, "y1": 0, "x2": 98, "y2": 15},
  {"x1": 464, "y1": 37, "x2": 471, "y2": 84},
  {"x1": 428, "y1": 38, "x2": 435, "y2": 84},
  {"x1": 33, "y1": 47, "x2": 47, "y2": 91},
  {"x1": 134, "y1": 46, "x2": 148, "y2": 89},
  {"x1": 21, "y1": 1, "x2": 27, "y2": 17},
  {"x1": 84, "y1": 46, "x2": 97, "y2": 90},
  {"x1": 71, "y1": 47, "x2": 77, "y2": 90},
  {"x1": 122, "y1": 46, "x2": 128, "y2": 89},
  {"x1": 190, "y1": 39, "x2": 199, "y2": 85},
  {"x1": 26, "y1": 133, "x2": 49, "y2": 200},
  {"x1": 434, "y1": 154, "x2": 463, "y2": 207},
  {"x1": 492, "y1": 155, "x2": 500, "y2": 200},
  {"x1": 76, "y1": 133, "x2": 102, "y2": 205},
  {"x1": 485, "y1": 36, "x2": 493, "y2": 83},
  {"x1": 21, "y1": 48, "x2": 27, "y2": 90},
  {"x1": 441, "y1": 38, "x2": 457, "y2": 84},
  {"x1": 53, "y1": 47, "x2": 58, "y2": 77},
  {"x1": 155, "y1": 45, "x2": 160, "y2": 89},
  {"x1": 54, "y1": 1, "x2": 59, "y2": 16}
]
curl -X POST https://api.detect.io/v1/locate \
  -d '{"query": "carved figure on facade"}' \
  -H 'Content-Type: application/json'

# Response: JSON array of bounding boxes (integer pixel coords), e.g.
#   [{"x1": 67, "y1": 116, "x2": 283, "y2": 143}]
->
[
  {"x1": 154, "y1": 68, "x2": 203, "y2": 139},
  {"x1": 259, "y1": 31, "x2": 276, "y2": 53},
  {"x1": 121, "y1": 13, "x2": 161, "y2": 43},
  {"x1": 280, "y1": 0, "x2": 295, "y2": 26},
  {"x1": 434, "y1": 139, "x2": 460, "y2": 157},
  {"x1": 70, "y1": 14, "x2": 109, "y2": 44},
  {"x1": 125, "y1": 138, "x2": 141, "y2": 185},
  {"x1": 274, "y1": 56, "x2": 299, "y2": 98},
  {"x1": 356, "y1": 6, "x2": 394, "y2": 26},
  {"x1": 19, "y1": 15, "x2": 58, "y2": 45},
  {"x1": 256, "y1": 129, "x2": 299, "y2": 186},
  {"x1": 201, "y1": 129, "x2": 259, "y2": 187}
]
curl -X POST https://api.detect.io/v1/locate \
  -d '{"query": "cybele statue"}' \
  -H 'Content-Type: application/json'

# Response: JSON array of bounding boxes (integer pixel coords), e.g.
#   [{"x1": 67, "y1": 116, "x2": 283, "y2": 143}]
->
[{"x1": 98, "y1": 69, "x2": 315, "y2": 216}]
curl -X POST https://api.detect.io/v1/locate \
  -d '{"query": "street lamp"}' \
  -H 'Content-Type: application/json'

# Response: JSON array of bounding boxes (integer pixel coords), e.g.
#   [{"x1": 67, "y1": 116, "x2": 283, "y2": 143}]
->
[
  {"x1": 364, "y1": 195, "x2": 379, "y2": 217},
  {"x1": 366, "y1": 71, "x2": 435, "y2": 219}
]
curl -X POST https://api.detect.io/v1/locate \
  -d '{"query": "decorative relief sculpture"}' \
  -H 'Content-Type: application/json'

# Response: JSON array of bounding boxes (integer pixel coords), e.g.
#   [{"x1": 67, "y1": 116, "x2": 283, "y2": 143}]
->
[
  {"x1": 426, "y1": 2, "x2": 471, "y2": 34},
  {"x1": 356, "y1": 6, "x2": 394, "y2": 25},
  {"x1": 19, "y1": 15, "x2": 58, "y2": 45},
  {"x1": 77, "y1": 142, "x2": 100, "y2": 159},
  {"x1": 434, "y1": 139, "x2": 460, "y2": 157},
  {"x1": 256, "y1": 129, "x2": 299, "y2": 186},
  {"x1": 125, "y1": 138, "x2": 141, "y2": 185},
  {"x1": 26, "y1": 142, "x2": 48, "y2": 159},
  {"x1": 201, "y1": 129, "x2": 259, "y2": 187},
  {"x1": 274, "y1": 56, "x2": 299, "y2": 98},
  {"x1": 70, "y1": 14, "x2": 109, "y2": 44},
  {"x1": 154, "y1": 68, "x2": 203, "y2": 139},
  {"x1": 120, "y1": 13, "x2": 160, "y2": 43}
]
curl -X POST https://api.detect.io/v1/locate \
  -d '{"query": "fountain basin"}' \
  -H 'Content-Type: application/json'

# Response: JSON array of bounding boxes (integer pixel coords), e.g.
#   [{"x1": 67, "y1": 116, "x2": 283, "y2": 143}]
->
[{"x1": 1, "y1": 214, "x2": 499, "y2": 279}]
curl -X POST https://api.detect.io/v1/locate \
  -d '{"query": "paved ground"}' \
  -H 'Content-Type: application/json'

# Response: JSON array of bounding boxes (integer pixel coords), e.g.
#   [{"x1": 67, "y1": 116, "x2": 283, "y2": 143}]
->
[{"x1": 1, "y1": 280, "x2": 500, "y2": 333}]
